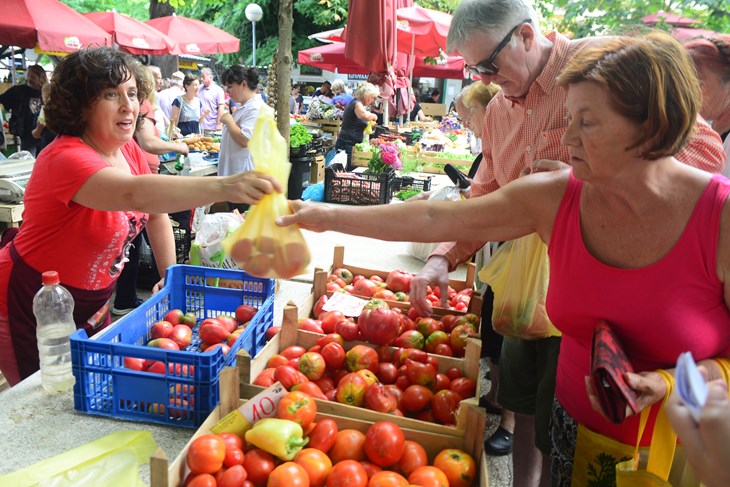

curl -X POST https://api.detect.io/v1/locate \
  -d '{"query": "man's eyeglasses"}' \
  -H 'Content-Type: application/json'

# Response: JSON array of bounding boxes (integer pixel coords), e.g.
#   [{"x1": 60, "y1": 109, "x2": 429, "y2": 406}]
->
[{"x1": 465, "y1": 19, "x2": 531, "y2": 77}]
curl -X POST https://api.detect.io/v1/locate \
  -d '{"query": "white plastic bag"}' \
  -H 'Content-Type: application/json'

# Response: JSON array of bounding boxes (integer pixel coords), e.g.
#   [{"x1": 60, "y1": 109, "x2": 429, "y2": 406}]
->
[
  {"x1": 406, "y1": 185, "x2": 463, "y2": 261},
  {"x1": 189, "y1": 212, "x2": 244, "y2": 269}
]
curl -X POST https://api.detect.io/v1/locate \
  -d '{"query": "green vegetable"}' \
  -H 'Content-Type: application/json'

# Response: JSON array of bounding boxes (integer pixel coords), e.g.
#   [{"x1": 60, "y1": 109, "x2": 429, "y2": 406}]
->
[
  {"x1": 244, "y1": 418, "x2": 309, "y2": 460},
  {"x1": 395, "y1": 188, "x2": 422, "y2": 200},
  {"x1": 290, "y1": 123, "x2": 313, "y2": 149}
]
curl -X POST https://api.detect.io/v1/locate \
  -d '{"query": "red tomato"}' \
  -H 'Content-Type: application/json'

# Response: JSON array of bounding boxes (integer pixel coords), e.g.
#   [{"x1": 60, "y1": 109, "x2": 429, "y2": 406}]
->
[
  {"x1": 384, "y1": 385, "x2": 403, "y2": 410},
  {"x1": 320, "y1": 342, "x2": 346, "y2": 370},
  {"x1": 433, "y1": 449, "x2": 477, "y2": 487},
  {"x1": 298, "y1": 352, "x2": 327, "y2": 380},
  {"x1": 219, "y1": 464, "x2": 247, "y2": 487},
  {"x1": 401, "y1": 385, "x2": 434, "y2": 413},
  {"x1": 294, "y1": 448, "x2": 333, "y2": 487},
  {"x1": 277, "y1": 391, "x2": 317, "y2": 427},
  {"x1": 268, "y1": 462, "x2": 310, "y2": 487},
  {"x1": 292, "y1": 381, "x2": 327, "y2": 400},
  {"x1": 274, "y1": 365, "x2": 309, "y2": 390},
  {"x1": 446, "y1": 367, "x2": 462, "y2": 381},
  {"x1": 242, "y1": 448, "x2": 276, "y2": 487},
  {"x1": 368, "y1": 471, "x2": 409, "y2": 487},
  {"x1": 319, "y1": 311, "x2": 346, "y2": 334},
  {"x1": 267, "y1": 354, "x2": 290, "y2": 368},
  {"x1": 317, "y1": 333, "x2": 345, "y2": 348},
  {"x1": 433, "y1": 373, "x2": 451, "y2": 392},
  {"x1": 407, "y1": 466, "x2": 450, "y2": 487},
  {"x1": 186, "y1": 434, "x2": 226, "y2": 474},
  {"x1": 314, "y1": 377, "x2": 335, "y2": 394},
  {"x1": 124, "y1": 357, "x2": 146, "y2": 371},
  {"x1": 223, "y1": 447, "x2": 245, "y2": 467},
  {"x1": 431, "y1": 389, "x2": 462, "y2": 425},
  {"x1": 450, "y1": 377, "x2": 477, "y2": 399},
  {"x1": 326, "y1": 460, "x2": 369, "y2": 487},
  {"x1": 395, "y1": 440, "x2": 428, "y2": 477},
  {"x1": 308, "y1": 418, "x2": 338, "y2": 453},
  {"x1": 281, "y1": 345, "x2": 307, "y2": 360},
  {"x1": 360, "y1": 461, "x2": 382, "y2": 478},
  {"x1": 376, "y1": 362, "x2": 398, "y2": 384},
  {"x1": 186, "y1": 473, "x2": 217, "y2": 487},
  {"x1": 363, "y1": 421, "x2": 405, "y2": 467},
  {"x1": 216, "y1": 432, "x2": 243, "y2": 452},
  {"x1": 329, "y1": 429, "x2": 367, "y2": 463},
  {"x1": 313, "y1": 294, "x2": 328, "y2": 317}
]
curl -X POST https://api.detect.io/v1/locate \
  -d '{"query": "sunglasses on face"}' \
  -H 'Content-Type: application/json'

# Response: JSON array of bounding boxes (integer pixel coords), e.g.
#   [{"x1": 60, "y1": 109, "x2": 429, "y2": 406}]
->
[{"x1": 465, "y1": 19, "x2": 531, "y2": 77}]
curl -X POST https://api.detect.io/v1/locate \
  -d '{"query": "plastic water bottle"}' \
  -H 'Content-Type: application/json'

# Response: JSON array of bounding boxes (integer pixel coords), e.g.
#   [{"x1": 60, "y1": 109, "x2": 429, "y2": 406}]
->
[{"x1": 33, "y1": 271, "x2": 76, "y2": 393}]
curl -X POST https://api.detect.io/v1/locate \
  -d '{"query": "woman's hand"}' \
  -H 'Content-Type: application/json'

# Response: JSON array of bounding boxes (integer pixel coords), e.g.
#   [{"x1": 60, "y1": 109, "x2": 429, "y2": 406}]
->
[
  {"x1": 225, "y1": 170, "x2": 283, "y2": 205},
  {"x1": 152, "y1": 278, "x2": 165, "y2": 294},
  {"x1": 666, "y1": 380, "x2": 730, "y2": 487},
  {"x1": 177, "y1": 143, "x2": 189, "y2": 156},
  {"x1": 585, "y1": 370, "x2": 669, "y2": 422},
  {"x1": 276, "y1": 200, "x2": 334, "y2": 233}
]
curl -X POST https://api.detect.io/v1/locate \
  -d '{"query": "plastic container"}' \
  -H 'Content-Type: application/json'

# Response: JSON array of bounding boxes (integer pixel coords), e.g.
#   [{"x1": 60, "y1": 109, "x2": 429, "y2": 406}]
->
[
  {"x1": 33, "y1": 271, "x2": 76, "y2": 393},
  {"x1": 70, "y1": 265, "x2": 275, "y2": 427},
  {"x1": 324, "y1": 166, "x2": 395, "y2": 205},
  {"x1": 288, "y1": 156, "x2": 312, "y2": 200}
]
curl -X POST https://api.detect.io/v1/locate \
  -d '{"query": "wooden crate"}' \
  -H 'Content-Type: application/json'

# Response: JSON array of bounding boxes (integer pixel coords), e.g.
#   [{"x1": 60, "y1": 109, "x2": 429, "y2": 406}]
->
[
  {"x1": 351, "y1": 150, "x2": 373, "y2": 168},
  {"x1": 313, "y1": 245, "x2": 481, "y2": 316},
  {"x1": 310, "y1": 155, "x2": 325, "y2": 184},
  {"x1": 150, "y1": 367, "x2": 488, "y2": 487}
]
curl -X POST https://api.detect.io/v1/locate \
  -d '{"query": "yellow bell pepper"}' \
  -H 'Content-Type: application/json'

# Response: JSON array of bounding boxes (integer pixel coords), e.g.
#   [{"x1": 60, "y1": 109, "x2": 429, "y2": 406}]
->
[{"x1": 244, "y1": 418, "x2": 309, "y2": 460}]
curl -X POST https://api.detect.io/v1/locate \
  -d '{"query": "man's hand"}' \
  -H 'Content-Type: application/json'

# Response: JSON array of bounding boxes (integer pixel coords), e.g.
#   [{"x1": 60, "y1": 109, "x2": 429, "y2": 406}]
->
[
  {"x1": 409, "y1": 256, "x2": 451, "y2": 316},
  {"x1": 520, "y1": 159, "x2": 569, "y2": 177}
]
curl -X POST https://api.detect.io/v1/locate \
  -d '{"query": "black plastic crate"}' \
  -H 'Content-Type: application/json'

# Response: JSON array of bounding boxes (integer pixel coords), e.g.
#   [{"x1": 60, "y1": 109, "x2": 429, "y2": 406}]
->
[
  {"x1": 138, "y1": 223, "x2": 191, "y2": 289},
  {"x1": 325, "y1": 166, "x2": 395, "y2": 205},
  {"x1": 392, "y1": 175, "x2": 433, "y2": 193}
]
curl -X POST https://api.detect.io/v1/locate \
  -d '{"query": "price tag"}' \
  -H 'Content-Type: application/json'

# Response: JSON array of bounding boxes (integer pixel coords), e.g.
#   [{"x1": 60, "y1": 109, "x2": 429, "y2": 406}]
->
[
  {"x1": 211, "y1": 382, "x2": 288, "y2": 436},
  {"x1": 321, "y1": 292, "x2": 369, "y2": 317}
]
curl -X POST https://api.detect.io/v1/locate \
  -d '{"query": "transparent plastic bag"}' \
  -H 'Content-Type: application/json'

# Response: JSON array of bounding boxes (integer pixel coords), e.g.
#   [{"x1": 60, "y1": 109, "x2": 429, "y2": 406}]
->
[
  {"x1": 406, "y1": 185, "x2": 462, "y2": 261},
  {"x1": 223, "y1": 106, "x2": 311, "y2": 278},
  {"x1": 478, "y1": 233, "x2": 559, "y2": 339},
  {"x1": 190, "y1": 212, "x2": 245, "y2": 269}
]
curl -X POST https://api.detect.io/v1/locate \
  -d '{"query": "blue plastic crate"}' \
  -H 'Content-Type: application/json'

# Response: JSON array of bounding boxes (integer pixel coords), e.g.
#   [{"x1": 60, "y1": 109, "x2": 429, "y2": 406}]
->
[{"x1": 70, "y1": 265, "x2": 275, "y2": 428}]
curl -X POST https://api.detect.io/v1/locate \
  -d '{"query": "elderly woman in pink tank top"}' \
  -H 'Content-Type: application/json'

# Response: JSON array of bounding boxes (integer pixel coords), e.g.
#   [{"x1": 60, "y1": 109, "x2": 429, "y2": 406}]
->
[{"x1": 278, "y1": 32, "x2": 730, "y2": 486}]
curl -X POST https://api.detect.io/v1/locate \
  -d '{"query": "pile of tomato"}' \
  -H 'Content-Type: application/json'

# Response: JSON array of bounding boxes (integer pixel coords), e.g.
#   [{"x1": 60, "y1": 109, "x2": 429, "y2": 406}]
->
[
  {"x1": 253, "y1": 327, "x2": 477, "y2": 425},
  {"x1": 325, "y1": 268, "x2": 474, "y2": 313},
  {"x1": 183, "y1": 390, "x2": 477, "y2": 487}
]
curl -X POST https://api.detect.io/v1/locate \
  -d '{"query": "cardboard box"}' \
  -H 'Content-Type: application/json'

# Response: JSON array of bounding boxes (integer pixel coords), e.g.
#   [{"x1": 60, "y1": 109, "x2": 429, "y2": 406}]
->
[{"x1": 310, "y1": 155, "x2": 325, "y2": 184}]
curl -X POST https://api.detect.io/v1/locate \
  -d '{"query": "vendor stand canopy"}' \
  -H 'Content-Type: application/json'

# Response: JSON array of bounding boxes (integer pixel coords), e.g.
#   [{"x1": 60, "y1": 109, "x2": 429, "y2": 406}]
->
[
  {"x1": 84, "y1": 11, "x2": 182, "y2": 56},
  {"x1": 1, "y1": 0, "x2": 111, "y2": 53},
  {"x1": 396, "y1": 6, "x2": 452, "y2": 57},
  {"x1": 145, "y1": 14, "x2": 239, "y2": 55}
]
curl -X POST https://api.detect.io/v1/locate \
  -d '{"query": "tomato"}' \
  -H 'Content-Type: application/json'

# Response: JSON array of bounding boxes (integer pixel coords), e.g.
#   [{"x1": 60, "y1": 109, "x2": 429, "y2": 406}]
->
[
  {"x1": 445, "y1": 367, "x2": 462, "y2": 381},
  {"x1": 295, "y1": 448, "x2": 333, "y2": 487},
  {"x1": 186, "y1": 434, "x2": 226, "y2": 474},
  {"x1": 314, "y1": 377, "x2": 335, "y2": 394},
  {"x1": 124, "y1": 357, "x2": 146, "y2": 371},
  {"x1": 360, "y1": 460, "x2": 382, "y2": 478},
  {"x1": 401, "y1": 385, "x2": 433, "y2": 413},
  {"x1": 352, "y1": 278, "x2": 378, "y2": 298},
  {"x1": 242, "y1": 448, "x2": 276, "y2": 487},
  {"x1": 336, "y1": 319, "x2": 360, "y2": 341},
  {"x1": 433, "y1": 373, "x2": 451, "y2": 392},
  {"x1": 386, "y1": 270, "x2": 414, "y2": 293},
  {"x1": 373, "y1": 289, "x2": 397, "y2": 301},
  {"x1": 268, "y1": 462, "x2": 310, "y2": 487},
  {"x1": 320, "y1": 342, "x2": 346, "y2": 370},
  {"x1": 375, "y1": 362, "x2": 398, "y2": 384},
  {"x1": 317, "y1": 333, "x2": 345, "y2": 348},
  {"x1": 307, "y1": 418, "x2": 338, "y2": 453},
  {"x1": 274, "y1": 365, "x2": 309, "y2": 390},
  {"x1": 216, "y1": 432, "x2": 244, "y2": 452},
  {"x1": 384, "y1": 385, "x2": 403, "y2": 410},
  {"x1": 265, "y1": 325, "x2": 281, "y2": 341},
  {"x1": 223, "y1": 447, "x2": 245, "y2": 467},
  {"x1": 277, "y1": 391, "x2": 317, "y2": 427},
  {"x1": 364, "y1": 383, "x2": 398, "y2": 413},
  {"x1": 292, "y1": 381, "x2": 327, "y2": 400},
  {"x1": 450, "y1": 377, "x2": 477, "y2": 399},
  {"x1": 345, "y1": 344, "x2": 379, "y2": 373},
  {"x1": 431, "y1": 389, "x2": 462, "y2": 425},
  {"x1": 326, "y1": 460, "x2": 369, "y2": 487},
  {"x1": 336, "y1": 372, "x2": 368, "y2": 407},
  {"x1": 235, "y1": 304, "x2": 258, "y2": 324},
  {"x1": 186, "y1": 473, "x2": 217, "y2": 487},
  {"x1": 367, "y1": 471, "x2": 409, "y2": 487},
  {"x1": 395, "y1": 440, "x2": 428, "y2": 477},
  {"x1": 405, "y1": 359, "x2": 437, "y2": 389},
  {"x1": 281, "y1": 345, "x2": 307, "y2": 360},
  {"x1": 332, "y1": 267, "x2": 354, "y2": 284},
  {"x1": 267, "y1": 354, "x2": 290, "y2": 368},
  {"x1": 407, "y1": 466, "x2": 450, "y2": 487},
  {"x1": 394, "y1": 330, "x2": 425, "y2": 350},
  {"x1": 356, "y1": 369, "x2": 379, "y2": 388},
  {"x1": 329, "y1": 429, "x2": 367, "y2": 463},
  {"x1": 433, "y1": 449, "x2": 477, "y2": 487},
  {"x1": 298, "y1": 352, "x2": 327, "y2": 380},
  {"x1": 319, "y1": 311, "x2": 346, "y2": 334},
  {"x1": 313, "y1": 294, "x2": 328, "y2": 318},
  {"x1": 358, "y1": 300, "x2": 401, "y2": 345},
  {"x1": 219, "y1": 464, "x2": 247, "y2": 487},
  {"x1": 298, "y1": 318, "x2": 325, "y2": 334},
  {"x1": 253, "y1": 367, "x2": 276, "y2": 387},
  {"x1": 363, "y1": 421, "x2": 405, "y2": 467}
]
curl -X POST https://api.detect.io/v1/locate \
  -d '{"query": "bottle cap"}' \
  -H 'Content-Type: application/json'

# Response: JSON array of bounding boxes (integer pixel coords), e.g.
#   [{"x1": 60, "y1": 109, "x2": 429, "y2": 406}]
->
[{"x1": 41, "y1": 271, "x2": 60, "y2": 285}]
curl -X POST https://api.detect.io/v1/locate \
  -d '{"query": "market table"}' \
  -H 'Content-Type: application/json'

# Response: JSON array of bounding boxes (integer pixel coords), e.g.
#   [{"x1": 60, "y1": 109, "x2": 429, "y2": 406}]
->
[{"x1": 0, "y1": 202, "x2": 23, "y2": 228}]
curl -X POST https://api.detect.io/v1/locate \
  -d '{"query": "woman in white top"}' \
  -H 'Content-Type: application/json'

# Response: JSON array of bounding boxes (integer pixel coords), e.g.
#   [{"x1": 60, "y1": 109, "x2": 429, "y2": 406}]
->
[
  {"x1": 219, "y1": 65, "x2": 264, "y2": 212},
  {"x1": 170, "y1": 74, "x2": 209, "y2": 136}
]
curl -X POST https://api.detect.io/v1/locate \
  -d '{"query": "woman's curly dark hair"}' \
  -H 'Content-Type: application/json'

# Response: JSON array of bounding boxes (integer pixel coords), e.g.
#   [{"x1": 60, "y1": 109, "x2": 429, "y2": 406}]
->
[{"x1": 45, "y1": 47, "x2": 149, "y2": 136}]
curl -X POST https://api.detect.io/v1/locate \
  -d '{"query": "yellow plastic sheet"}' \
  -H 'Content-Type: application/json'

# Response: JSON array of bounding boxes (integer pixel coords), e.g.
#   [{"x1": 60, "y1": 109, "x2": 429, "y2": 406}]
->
[
  {"x1": 223, "y1": 106, "x2": 311, "y2": 279},
  {"x1": 0, "y1": 430, "x2": 157, "y2": 487}
]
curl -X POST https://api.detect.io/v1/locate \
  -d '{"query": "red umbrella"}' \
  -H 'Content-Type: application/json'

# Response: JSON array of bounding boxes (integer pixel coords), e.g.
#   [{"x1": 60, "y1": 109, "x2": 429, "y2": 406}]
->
[
  {"x1": 641, "y1": 12, "x2": 700, "y2": 27},
  {"x1": 671, "y1": 27, "x2": 717, "y2": 41},
  {"x1": 1, "y1": 0, "x2": 111, "y2": 52},
  {"x1": 145, "y1": 15, "x2": 239, "y2": 55},
  {"x1": 84, "y1": 11, "x2": 181, "y2": 56},
  {"x1": 396, "y1": 6, "x2": 452, "y2": 57}
]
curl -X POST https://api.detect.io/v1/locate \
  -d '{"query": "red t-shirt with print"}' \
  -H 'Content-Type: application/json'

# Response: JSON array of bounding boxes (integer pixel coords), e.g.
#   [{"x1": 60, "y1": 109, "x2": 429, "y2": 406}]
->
[{"x1": 12, "y1": 135, "x2": 151, "y2": 290}]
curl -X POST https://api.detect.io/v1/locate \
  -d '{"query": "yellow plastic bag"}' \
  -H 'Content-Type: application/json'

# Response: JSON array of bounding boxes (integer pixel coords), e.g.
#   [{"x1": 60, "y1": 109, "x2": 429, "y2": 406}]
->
[
  {"x1": 478, "y1": 233, "x2": 559, "y2": 339},
  {"x1": 0, "y1": 430, "x2": 156, "y2": 487},
  {"x1": 223, "y1": 106, "x2": 311, "y2": 278}
]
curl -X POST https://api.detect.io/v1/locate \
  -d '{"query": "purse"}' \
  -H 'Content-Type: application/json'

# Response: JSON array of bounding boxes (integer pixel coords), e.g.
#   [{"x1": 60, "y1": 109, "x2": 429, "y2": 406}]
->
[{"x1": 591, "y1": 320, "x2": 640, "y2": 423}]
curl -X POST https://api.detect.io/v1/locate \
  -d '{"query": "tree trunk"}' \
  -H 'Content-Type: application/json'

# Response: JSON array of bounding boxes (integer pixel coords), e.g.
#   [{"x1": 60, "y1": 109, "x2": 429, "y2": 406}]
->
[
  {"x1": 276, "y1": 0, "x2": 294, "y2": 144},
  {"x1": 149, "y1": 0, "x2": 177, "y2": 77}
]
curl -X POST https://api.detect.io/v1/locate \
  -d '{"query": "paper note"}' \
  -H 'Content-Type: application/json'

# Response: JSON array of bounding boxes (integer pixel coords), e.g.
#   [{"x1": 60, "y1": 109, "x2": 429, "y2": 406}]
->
[
  {"x1": 675, "y1": 351, "x2": 708, "y2": 423},
  {"x1": 211, "y1": 382, "x2": 288, "y2": 436},
  {"x1": 321, "y1": 291, "x2": 369, "y2": 317}
]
